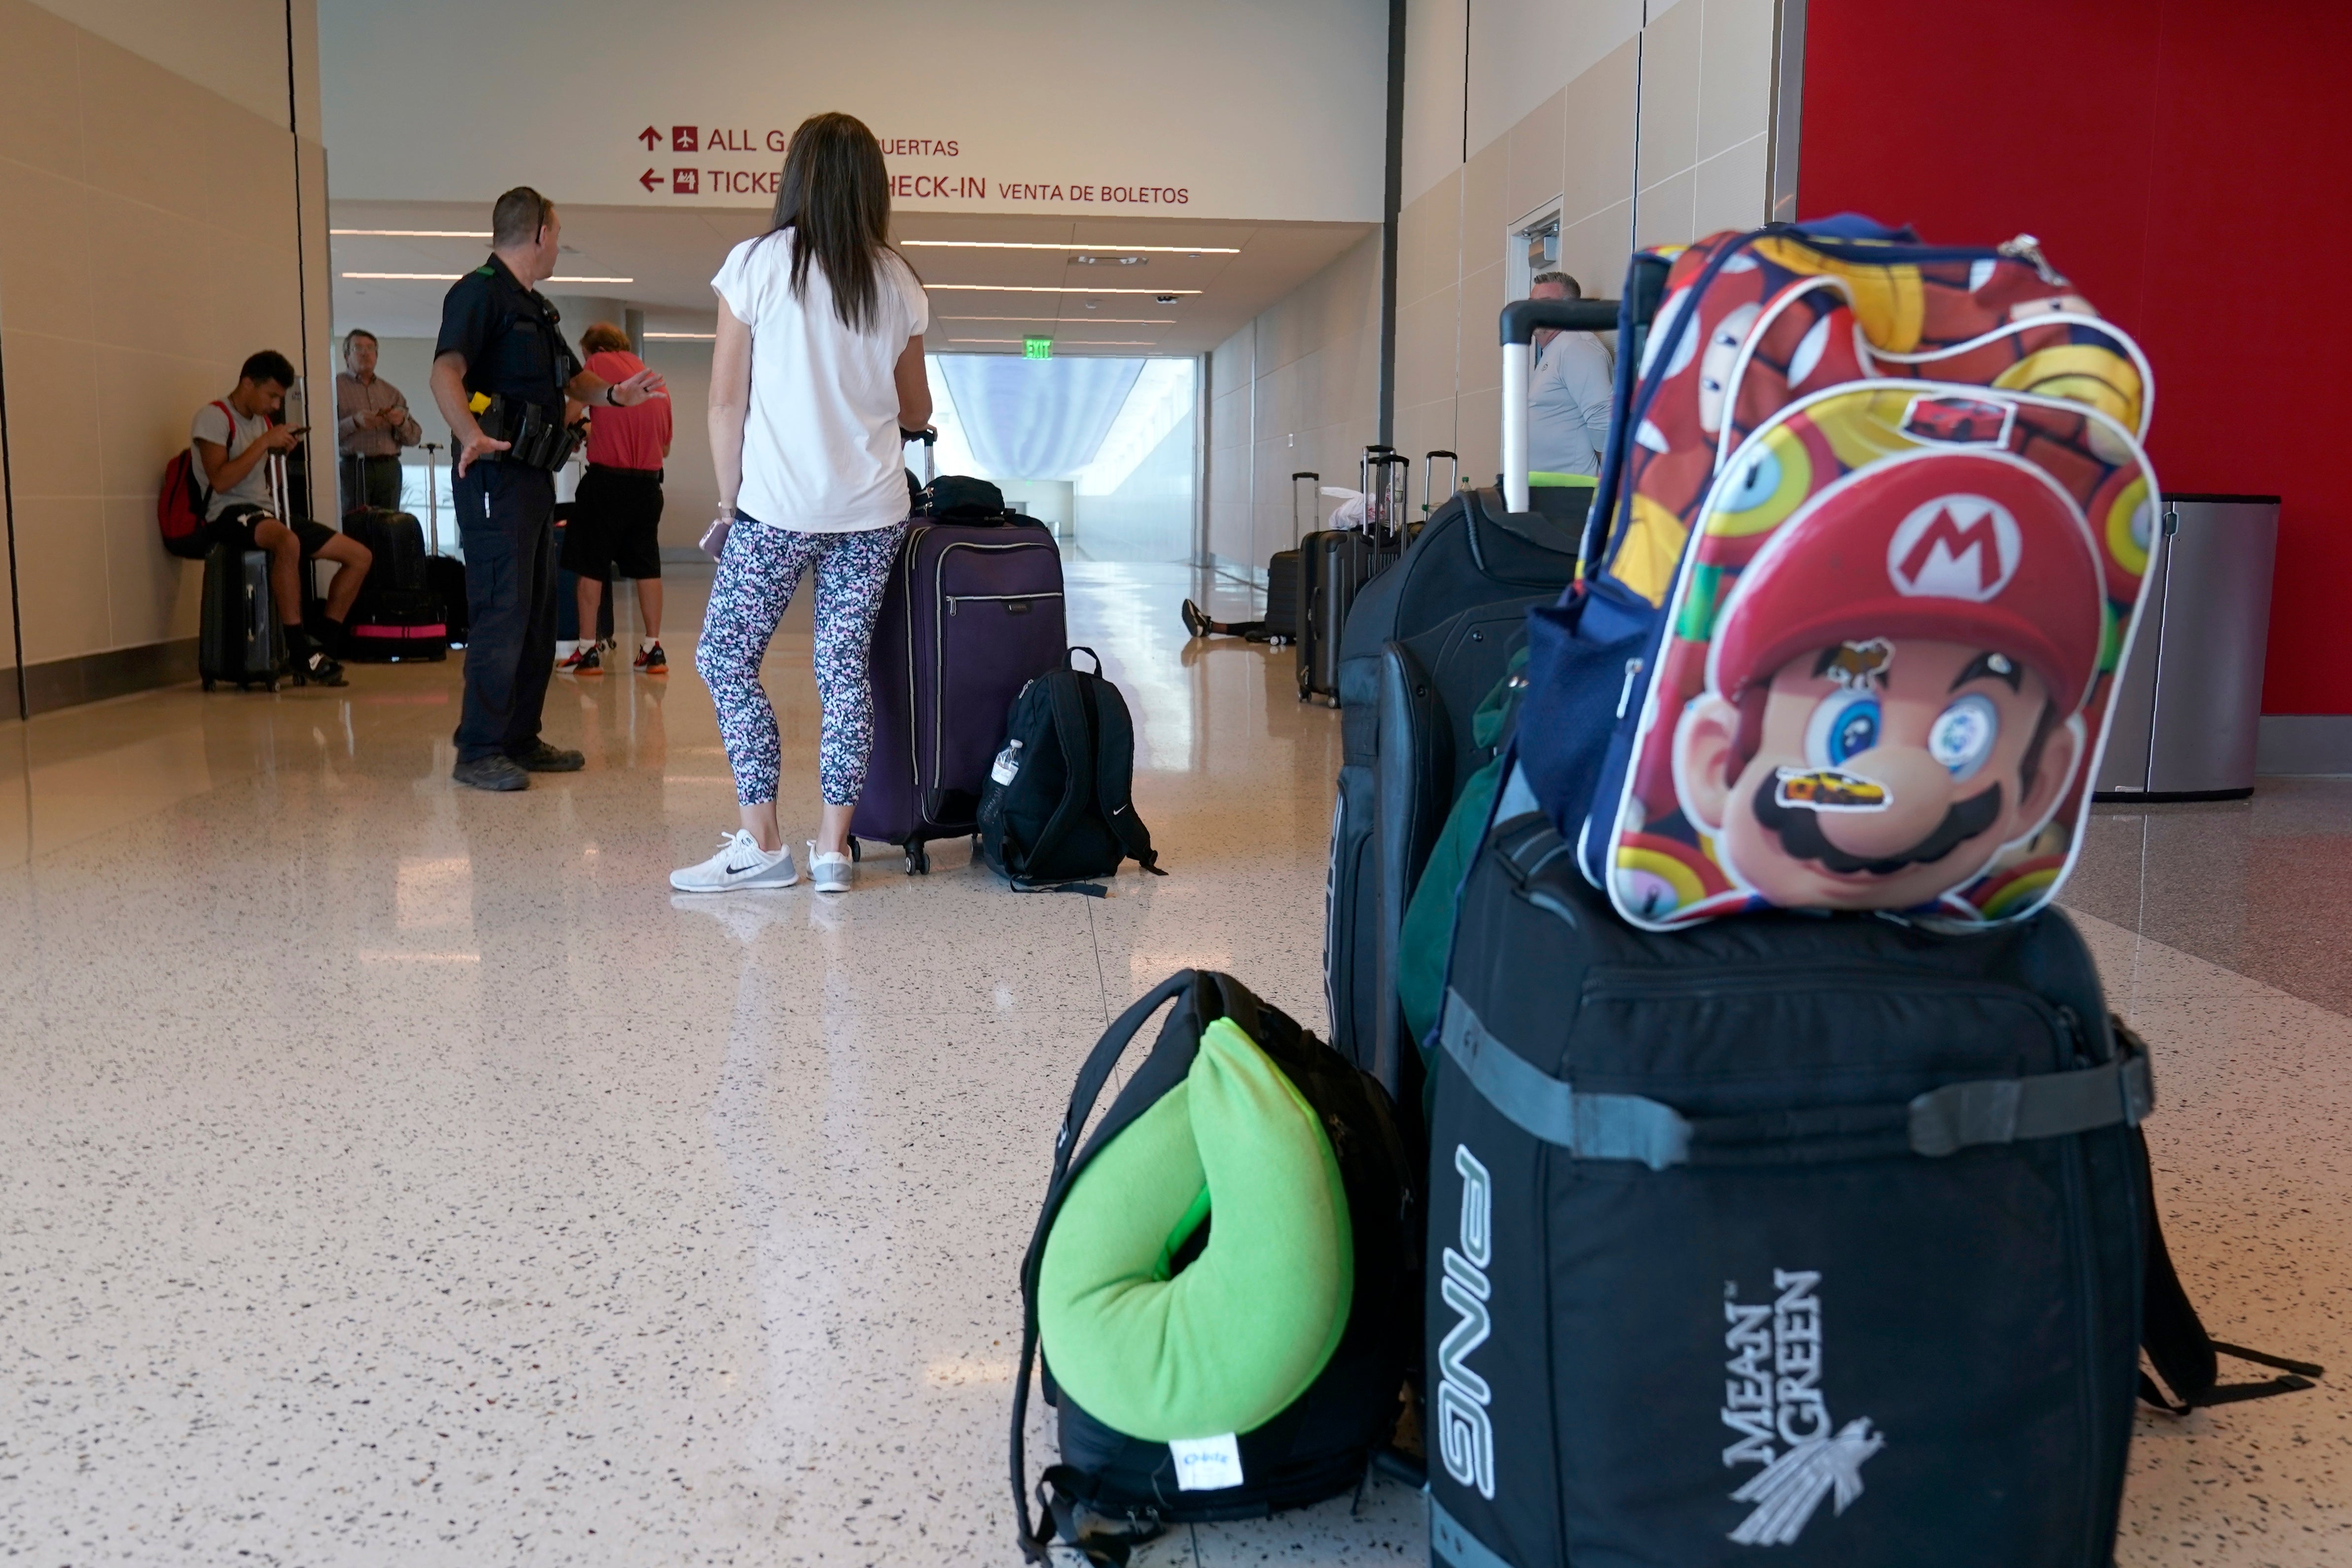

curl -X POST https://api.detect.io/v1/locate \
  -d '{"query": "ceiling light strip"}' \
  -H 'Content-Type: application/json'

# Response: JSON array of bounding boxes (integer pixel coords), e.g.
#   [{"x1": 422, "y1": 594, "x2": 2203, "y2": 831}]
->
[
  {"x1": 940, "y1": 315, "x2": 1176, "y2": 325},
  {"x1": 927, "y1": 285, "x2": 1195, "y2": 295},
  {"x1": 340, "y1": 273, "x2": 635, "y2": 283},
  {"x1": 903, "y1": 240, "x2": 1238, "y2": 253},
  {"x1": 330, "y1": 228, "x2": 491, "y2": 238},
  {"x1": 643, "y1": 331, "x2": 716, "y2": 340}
]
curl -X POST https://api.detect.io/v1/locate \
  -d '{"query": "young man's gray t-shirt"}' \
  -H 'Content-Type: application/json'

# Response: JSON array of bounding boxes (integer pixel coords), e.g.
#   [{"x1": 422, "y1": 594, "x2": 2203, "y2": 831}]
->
[{"x1": 190, "y1": 401, "x2": 275, "y2": 520}]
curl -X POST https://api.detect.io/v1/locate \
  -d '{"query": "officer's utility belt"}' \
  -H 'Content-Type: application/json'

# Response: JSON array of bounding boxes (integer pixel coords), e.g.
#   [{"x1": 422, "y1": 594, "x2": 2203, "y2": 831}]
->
[{"x1": 468, "y1": 392, "x2": 582, "y2": 472}]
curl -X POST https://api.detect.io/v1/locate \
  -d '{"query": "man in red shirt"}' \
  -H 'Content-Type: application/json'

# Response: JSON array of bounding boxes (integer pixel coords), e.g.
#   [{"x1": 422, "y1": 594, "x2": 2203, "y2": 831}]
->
[{"x1": 559, "y1": 322, "x2": 674, "y2": 674}]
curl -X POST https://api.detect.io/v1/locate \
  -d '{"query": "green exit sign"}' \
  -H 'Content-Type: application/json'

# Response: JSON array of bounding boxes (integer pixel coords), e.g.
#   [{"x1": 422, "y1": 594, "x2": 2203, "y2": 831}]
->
[{"x1": 1023, "y1": 336, "x2": 1053, "y2": 359}]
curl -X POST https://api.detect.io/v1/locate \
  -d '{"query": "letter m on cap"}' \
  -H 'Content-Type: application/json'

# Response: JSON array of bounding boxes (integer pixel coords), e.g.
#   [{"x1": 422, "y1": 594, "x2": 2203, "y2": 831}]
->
[{"x1": 1887, "y1": 495, "x2": 2021, "y2": 603}]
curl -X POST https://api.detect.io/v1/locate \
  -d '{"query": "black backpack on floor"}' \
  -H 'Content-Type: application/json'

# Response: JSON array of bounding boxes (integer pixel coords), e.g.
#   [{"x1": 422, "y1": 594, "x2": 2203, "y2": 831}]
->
[
  {"x1": 979, "y1": 648, "x2": 1165, "y2": 892},
  {"x1": 1013, "y1": 970, "x2": 1418, "y2": 1567},
  {"x1": 1423, "y1": 813, "x2": 2320, "y2": 1568}
]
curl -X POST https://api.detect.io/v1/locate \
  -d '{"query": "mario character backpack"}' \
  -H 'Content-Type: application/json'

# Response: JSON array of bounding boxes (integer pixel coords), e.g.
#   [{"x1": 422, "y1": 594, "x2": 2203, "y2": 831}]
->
[{"x1": 1521, "y1": 217, "x2": 2158, "y2": 931}]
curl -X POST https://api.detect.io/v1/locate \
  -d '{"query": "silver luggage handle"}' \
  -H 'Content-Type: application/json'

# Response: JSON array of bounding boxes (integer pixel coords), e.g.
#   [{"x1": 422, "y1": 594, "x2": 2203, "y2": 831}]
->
[
  {"x1": 903, "y1": 426, "x2": 938, "y2": 486},
  {"x1": 1499, "y1": 298, "x2": 1618, "y2": 513},
  {"x1": 1423, "y1": 450, "x2": 1458, "y2": 516}
]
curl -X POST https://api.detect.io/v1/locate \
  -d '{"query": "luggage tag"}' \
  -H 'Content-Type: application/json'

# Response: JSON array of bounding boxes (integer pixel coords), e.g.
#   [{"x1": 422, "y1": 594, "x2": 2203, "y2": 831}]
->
[{"x1": 1168, "y1": 1432, "x2": 1244, "y2": 1491}]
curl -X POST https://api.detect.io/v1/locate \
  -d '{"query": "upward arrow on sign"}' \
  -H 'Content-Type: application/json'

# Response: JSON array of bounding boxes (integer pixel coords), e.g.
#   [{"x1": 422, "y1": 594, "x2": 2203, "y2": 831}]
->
[{"x1": 637, "y1": 126, "x2": 660, "y2": 149}]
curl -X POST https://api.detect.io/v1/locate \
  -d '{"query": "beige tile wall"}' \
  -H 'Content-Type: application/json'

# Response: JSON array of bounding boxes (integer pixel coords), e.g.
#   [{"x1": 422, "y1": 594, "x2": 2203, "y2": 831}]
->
[
  {"x1": 1219, "y1": 0, "x2": 1775, "y2": 517},
  {"x1": 1206, "y1": 232, "x2": 1384, "y2": 572},
  {"x1": 0, "y1": 0, "x2": 333, "y2": 683}
]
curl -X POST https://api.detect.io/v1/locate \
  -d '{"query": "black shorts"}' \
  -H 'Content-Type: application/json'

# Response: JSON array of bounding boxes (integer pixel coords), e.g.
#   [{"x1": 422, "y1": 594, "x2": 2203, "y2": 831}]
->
[
  {"x1": 204, "y1": 503, "x2": 338, "y2": 559},
  {"x1": 561, "y1": 465, "x2": 664, "y2": 581}
]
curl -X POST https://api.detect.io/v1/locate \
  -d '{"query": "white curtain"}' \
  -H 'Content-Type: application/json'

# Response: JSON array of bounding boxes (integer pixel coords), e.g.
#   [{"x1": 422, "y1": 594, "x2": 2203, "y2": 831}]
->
[{"x1": 937, "y1": 355, "x2": 1145, "y2": 481}]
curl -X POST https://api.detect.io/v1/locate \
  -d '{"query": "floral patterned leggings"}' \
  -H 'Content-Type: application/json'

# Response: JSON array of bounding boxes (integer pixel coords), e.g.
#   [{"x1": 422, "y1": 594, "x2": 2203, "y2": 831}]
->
[{"x1": 695, "y1": 518, "x2": 905, "y2": 807}]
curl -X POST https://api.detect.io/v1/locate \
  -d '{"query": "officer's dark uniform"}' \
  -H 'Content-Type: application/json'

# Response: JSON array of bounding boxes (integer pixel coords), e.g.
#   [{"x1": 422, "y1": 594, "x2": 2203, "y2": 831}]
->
[{"x1": 435, "y1": 256, "x2": 581, "y2": 765}]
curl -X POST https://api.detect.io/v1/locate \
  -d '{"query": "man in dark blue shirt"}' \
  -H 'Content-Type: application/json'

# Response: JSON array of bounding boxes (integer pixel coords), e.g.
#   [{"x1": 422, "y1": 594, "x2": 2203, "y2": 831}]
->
[{"x1": 428, "y1": 186, "x2": 664, "y2": 792}]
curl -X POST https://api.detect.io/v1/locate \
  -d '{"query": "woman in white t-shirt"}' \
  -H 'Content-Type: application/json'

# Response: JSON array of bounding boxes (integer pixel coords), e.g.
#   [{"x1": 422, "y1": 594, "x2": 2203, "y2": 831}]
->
[{"x1": 673, "y1": 112, "x2": 932, "y2": 896}]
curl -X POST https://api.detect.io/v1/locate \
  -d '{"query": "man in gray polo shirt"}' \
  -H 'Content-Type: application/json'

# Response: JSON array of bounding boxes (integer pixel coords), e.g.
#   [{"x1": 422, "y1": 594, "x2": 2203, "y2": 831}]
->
[{"x1": 1525, "y1": 271, "x2": 1615, "y2": 480}]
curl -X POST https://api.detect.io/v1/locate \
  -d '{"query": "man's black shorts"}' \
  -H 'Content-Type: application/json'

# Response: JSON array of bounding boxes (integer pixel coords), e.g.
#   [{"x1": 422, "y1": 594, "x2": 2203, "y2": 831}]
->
[
  {"x1": 205, "y1": 503, "x2": 338, "y2": 558},
  {"x1": 561, "y1": 465, "x2": 664, "y2": 581}
]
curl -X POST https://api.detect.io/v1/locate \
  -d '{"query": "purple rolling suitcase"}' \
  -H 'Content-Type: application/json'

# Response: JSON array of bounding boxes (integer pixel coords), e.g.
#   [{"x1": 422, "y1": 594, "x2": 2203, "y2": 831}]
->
[{"x1": 851, "y1": 516, "x2": 1067, "y2": 873}]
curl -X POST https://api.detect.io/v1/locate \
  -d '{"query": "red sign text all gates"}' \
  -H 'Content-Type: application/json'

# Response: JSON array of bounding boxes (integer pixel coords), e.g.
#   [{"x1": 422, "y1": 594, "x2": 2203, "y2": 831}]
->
[{"x1": 664, "y1": 125, "x2": 961, "y2": 157}]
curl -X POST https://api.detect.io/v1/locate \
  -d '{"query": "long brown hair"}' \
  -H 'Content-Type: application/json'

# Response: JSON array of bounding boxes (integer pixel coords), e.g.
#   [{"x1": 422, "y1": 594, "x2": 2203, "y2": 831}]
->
[{"x1": 767, "y1": 112, "x2": 902, "y2": 333}]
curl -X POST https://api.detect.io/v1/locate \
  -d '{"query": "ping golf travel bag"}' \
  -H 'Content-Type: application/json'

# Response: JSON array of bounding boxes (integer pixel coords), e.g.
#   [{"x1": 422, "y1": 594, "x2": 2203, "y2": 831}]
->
[
  {"x1": 1511, "y1": 218, "x2": 2162, "y2": 932},
  {"x1": 977, "y1": 647, "x2": 1165, "y2": 892},
  {"x1": 1425, "y1": 812, "x2": 2154, "y2": 1567},
  {"x1": 852, "y1": 512, "x2": 1066, "y2": 873},
  {"x1": 1322, "y1": 345, "x2": 1591, "y2": 1096},
  {"x1": 198, "y1": 544, "x2": 281, "y2": 691},
  {"x1": 1424, "y1": 812, "x2": 2322, "y2": 1568},
  {"x1": 340, "y1": 508, "x2": 449, "y2": 662},
  {"x1": 1013, "y1": 970, "x2": 1416, "y2": 1567}
]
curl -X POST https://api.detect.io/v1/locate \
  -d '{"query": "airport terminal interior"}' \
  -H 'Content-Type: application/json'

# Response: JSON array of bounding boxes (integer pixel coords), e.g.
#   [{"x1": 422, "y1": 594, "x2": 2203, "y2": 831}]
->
[{"x1": 3, "y1": 0, "x2": 2350, "y2": 1564}]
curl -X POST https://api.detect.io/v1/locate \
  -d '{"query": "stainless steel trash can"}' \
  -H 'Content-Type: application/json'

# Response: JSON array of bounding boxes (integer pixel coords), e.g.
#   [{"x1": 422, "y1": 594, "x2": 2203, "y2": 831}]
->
[{"x1": 2093, "y1": 493, "x2": 2280, "y2": 802}]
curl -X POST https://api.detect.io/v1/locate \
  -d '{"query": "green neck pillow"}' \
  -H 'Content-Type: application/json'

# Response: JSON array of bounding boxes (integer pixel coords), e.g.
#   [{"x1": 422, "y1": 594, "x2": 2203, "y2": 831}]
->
[{"x1": 1037, "y1": 1017, "x2": 1354, "y2": 1443}]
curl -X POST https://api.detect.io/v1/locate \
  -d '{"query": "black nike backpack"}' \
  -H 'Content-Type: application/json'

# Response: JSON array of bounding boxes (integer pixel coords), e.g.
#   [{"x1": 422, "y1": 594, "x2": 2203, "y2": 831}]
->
[
  {"x1": 979, "y1": 647, "x2": 1165, "y2": 892},
  {"x1": 1422, "y1": 813, "x2": 2320, "y2": 1568},
  {"x1": 1013, "y1": 970, "x2": 1418, "y2": 1566}
]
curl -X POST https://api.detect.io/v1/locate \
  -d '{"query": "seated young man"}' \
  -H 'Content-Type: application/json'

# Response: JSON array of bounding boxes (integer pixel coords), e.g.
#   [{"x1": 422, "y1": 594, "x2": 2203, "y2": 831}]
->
[{"x1": 190, "y1": 350, "x2": 371, "y2": 686}]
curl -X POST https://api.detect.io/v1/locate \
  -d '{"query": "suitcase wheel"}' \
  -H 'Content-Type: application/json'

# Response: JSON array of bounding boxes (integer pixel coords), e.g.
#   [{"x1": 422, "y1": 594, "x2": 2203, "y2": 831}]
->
[
  {"x1": 847, "y1": 836, "x2": 862, "y2": 864},
  {"x1": 201, "y1": 678, "x2": 215, "y2": 693},
  {"x1": 905, "y1": 842, "x2": 930, "y2": 876}
]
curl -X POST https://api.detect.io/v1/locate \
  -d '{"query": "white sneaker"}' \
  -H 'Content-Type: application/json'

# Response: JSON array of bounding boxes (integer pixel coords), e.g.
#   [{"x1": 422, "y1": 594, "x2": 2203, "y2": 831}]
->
[
  {"x1": 808, "y1": 841, "x2": 854, "y2": 894},
  {"x1": 670, "y1": 830, "x2": 800, "y2": 892}
]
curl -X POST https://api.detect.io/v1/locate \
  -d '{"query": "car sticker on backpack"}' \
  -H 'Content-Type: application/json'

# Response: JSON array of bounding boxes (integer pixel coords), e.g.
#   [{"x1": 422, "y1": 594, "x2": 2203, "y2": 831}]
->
[{"x1": 1722, "y1": 1269, "x2": 1882, "y2": 1546}]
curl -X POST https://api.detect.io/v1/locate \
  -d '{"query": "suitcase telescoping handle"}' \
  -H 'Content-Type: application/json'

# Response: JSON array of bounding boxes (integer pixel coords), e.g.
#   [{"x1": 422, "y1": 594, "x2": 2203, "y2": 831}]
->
[
  {"x1": 1360, "y1": 446, "x2": 1409, "y2": 537},
  {"x1": 1499, "y1": 297, "x2": 1619, "y2": 513},
  {"x1": 902, "y1": 425, "x2": 938, "y2": 486},
  {"x1": 421, "y1": 441, "x2": 444, "y2": 556},
  {"x1": 1423, "y1": 450, "x2": 1458, "y2": 516},
  {"x1": 1291, "y1": 470, "x2": 1319, "y2": 543}
]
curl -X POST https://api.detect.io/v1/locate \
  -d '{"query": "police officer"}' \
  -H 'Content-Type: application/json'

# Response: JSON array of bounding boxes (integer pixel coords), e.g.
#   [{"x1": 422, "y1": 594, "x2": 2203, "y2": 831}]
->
[{"x1": 428, "y1": 186, "x2": 665, "y2": 792}]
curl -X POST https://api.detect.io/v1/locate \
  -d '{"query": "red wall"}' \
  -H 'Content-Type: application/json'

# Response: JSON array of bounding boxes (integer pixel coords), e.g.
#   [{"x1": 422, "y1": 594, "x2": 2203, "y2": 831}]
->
[{"x1": 1798, "y1": 0, "x2": 2352, "y2": 713}]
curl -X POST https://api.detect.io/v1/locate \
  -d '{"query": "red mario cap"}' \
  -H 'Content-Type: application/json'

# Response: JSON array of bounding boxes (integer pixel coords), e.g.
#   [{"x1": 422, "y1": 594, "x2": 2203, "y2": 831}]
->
[{"x1": 1708, "y1": 450, "x2": 2106, "y2": 713}]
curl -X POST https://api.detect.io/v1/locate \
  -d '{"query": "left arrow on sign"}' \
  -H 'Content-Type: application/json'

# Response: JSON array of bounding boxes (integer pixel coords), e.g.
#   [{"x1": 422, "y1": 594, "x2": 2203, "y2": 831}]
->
[
  {"x1": 637, "y1": 126, "x2": 661, "y2": 149},
  {"x1": 639, "y1": 168, "x2": 665, "y2": 191}
]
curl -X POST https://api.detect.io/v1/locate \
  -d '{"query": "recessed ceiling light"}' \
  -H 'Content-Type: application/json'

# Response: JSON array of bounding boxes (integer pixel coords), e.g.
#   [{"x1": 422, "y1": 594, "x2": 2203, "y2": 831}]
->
[
  {"x1": 1069, "y1": 255, "x2": 1146, "y2": 266},
  {"x1": 330, "y1": 228, "x2": 492, "y2": 238},
  {"x1": 902, "y1": 240, "x2": 1238, "y2": 253}
]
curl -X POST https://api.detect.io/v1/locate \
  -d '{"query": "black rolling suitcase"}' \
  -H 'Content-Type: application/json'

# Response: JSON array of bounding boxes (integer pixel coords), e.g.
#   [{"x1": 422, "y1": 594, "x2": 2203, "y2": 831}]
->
[
  {"x1": 199, "y1": 545, "x2": 280, "y2": 691},
  {"x1": 418, "y1": 440, "x2": 470, "y2": 648},
  {"x1": 341, "y1": 508, "x2": 448, "y2": 662},
  {"x1": 1297, "y1": 451, "x2": 1407, "y2": 704},
  {"x1": 1263, "y1": 549, "x2": 1301, "y2": 644}
]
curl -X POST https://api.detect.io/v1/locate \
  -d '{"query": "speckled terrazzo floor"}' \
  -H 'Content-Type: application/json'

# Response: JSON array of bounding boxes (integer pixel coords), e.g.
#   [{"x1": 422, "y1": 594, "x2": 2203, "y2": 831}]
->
[{"x1": 0, "y1": 561, "x2": 2345, "y2": 1565}]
